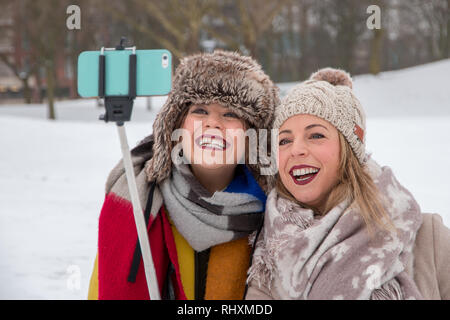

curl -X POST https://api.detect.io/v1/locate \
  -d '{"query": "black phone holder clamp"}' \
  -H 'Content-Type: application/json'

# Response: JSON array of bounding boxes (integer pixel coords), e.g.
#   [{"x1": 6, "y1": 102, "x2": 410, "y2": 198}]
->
[{"x1": 98, "y1": 37, "x2": 137, "y2": 126}]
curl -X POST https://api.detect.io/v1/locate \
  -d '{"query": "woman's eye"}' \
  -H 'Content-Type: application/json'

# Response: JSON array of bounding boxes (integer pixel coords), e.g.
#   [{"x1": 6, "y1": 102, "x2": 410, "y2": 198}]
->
[
  {"x1": 279, "y1": 138, "x2": 291, "y2": 146},
  {"x1": 192, "y1": 108, "x2": 207, "y2": 115},
  {"x1": 224, "y1": 112, "x2": 239, "y2": 118},
  {"x1": 310, "y1": 133, "x2": 325, "y2": 139}
]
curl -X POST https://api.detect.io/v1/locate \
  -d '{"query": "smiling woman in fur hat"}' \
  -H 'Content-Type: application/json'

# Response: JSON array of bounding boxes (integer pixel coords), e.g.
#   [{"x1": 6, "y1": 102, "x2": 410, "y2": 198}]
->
[
  {"x1": 246, "y1": 68, "x2": 450, "y2": 300},
  {"x1": 87, "y1": 50, "x2": 279, "y2": 300}
]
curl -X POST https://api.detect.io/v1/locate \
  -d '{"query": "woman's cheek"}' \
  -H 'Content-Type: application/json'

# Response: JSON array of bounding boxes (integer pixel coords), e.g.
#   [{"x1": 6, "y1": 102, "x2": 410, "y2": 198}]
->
[
  {"x1": 316, "y1": 144, "x2": 340, "y2": 185},
  {"x1": 278, "y1": 147, "x2": 288, "y2": 172},
  {"x1": 324, "y1": 145, "x2": 340, "y2": 166},
  {"x1": 277, "y1": 149, "x2": 290, "y2": 184}
]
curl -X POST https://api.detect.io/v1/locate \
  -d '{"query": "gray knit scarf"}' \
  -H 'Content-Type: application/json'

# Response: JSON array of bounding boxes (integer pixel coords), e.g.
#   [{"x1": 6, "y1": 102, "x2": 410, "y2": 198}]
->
[
  {"x1": 247, "y1": 159, "x2": 424, "y2": 300},
  {"x1": 160, "y1": 164, "x2": 264, "y2": 252}
]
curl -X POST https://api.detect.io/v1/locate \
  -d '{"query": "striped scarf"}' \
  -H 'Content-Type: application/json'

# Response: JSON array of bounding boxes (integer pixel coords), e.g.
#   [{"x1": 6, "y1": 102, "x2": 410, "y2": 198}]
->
[{"x1": 160, "y1": 164, "x2": 266, "y2": 252}]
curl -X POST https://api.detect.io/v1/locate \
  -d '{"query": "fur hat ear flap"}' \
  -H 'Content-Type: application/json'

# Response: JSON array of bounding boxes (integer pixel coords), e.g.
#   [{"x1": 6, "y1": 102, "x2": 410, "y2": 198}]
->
[{"x1": 145, "y1": 95, "x2": 181, "y2": 183}]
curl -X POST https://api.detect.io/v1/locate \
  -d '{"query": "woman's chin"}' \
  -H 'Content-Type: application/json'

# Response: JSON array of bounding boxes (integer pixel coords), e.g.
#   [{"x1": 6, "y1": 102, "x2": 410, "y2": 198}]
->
[
  {"x1": 187, "y1": 153, "x2": 241, "y2": 170},
  {"x1": 288, "y1": 189, "x2": 321, "y2": 207},
  {"x1": 190, "y1": 161, "x2": 235, "y2": 171}
]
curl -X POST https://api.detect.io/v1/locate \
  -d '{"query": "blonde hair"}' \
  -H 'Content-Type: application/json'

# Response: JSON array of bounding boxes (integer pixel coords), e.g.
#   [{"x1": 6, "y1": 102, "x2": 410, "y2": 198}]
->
[{"x1": 276, "y1": 132, "x2": 395, "y2": 235}]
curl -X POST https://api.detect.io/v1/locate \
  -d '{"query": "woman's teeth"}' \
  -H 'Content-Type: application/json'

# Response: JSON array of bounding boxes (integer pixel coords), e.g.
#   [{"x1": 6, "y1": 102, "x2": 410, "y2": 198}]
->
[
  {"x1": 292, "y1": 167, "x2": 319, "y2": 177},
  {"x1": 199, "y1": 137, "x2": 225, "y2": 150},
  {"x1": 296, "y1": 176, "x2": 312, "y2": 181}
]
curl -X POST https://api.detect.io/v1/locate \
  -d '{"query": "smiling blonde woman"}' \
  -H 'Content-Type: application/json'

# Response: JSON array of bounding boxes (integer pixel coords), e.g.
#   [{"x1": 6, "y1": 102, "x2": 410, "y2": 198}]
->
[{"x1": 246, "y1": 68, "x2": 450, "y2": 300}]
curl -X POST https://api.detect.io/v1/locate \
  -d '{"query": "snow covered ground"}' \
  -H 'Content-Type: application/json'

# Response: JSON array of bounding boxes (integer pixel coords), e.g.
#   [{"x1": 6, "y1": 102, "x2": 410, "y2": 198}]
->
[{"x1": 0, "y1": 60, "x2": 449, "y2": 299}]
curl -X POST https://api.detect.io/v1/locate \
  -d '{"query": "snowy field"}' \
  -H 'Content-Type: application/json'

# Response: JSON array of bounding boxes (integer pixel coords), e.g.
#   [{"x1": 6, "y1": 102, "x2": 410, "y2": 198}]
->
[{"x1": 0, "y1": 60, "x2": 449, "y2": 299}]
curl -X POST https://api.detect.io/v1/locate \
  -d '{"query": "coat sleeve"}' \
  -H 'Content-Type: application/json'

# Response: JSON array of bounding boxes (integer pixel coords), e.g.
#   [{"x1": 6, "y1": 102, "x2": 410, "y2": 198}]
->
[
  {"x1": 87, "y1": 253, "x2": 99, "y2": 300},
  {"x1": 433, "y1": 214, "x2": 450, "y2": 300}
]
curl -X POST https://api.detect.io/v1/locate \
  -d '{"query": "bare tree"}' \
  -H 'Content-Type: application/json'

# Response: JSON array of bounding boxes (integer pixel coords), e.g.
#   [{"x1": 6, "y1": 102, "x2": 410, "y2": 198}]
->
[
  {"x1": 8, "y1": 0, "x2": 70, "y2": 119},
  {"x1": 2, "y1": 0, "x2": 446, "y2": 105},
  {"x1": 368, "y1": 0, "x2": 385, "y2": 74},
  {"x1": 65, "y1": 1, "x2": 109, "y2": 99},
  {"x1": 103, "y1": 0, "x2": 217, "y2": 59},
  {"x1": 417, "y1": 0, "x2": 449, "y2": 60},
  {"x1": 209, "y1": 0, "x2": 293, "y2": 58},
  {"x1": 0, "y1": 0, "x2": 40, "y2": 103},
  {"x1": 393, "y1": 0, "x2": 449, "y2": 62}
]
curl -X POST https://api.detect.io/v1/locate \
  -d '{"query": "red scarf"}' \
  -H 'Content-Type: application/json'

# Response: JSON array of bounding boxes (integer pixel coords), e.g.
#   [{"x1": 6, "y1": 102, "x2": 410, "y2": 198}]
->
[{"x1": 97, "y1": 192, "x2": 187, "y2": 300}]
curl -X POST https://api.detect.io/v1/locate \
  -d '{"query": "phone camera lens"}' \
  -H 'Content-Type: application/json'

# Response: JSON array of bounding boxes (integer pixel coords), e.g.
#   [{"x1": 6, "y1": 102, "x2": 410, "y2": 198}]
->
[{"x1": 162, "y1": 54, "x2": 169, "y2": 68}]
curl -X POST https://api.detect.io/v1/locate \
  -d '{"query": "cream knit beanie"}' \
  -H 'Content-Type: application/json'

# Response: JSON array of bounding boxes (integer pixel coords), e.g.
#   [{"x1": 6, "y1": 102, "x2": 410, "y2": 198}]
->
[{"x1": 274, "y1": 68, "x2": 367, "y2": 164}]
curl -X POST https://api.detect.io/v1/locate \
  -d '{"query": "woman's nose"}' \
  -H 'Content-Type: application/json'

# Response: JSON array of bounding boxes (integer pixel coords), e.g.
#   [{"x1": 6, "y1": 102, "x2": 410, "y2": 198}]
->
[
  {"x1": 291, "y1": 139, "x2": 308, "y2": 157},
  {"x1": 204, "y1": 113, "x2": 222, "y2": 129}
]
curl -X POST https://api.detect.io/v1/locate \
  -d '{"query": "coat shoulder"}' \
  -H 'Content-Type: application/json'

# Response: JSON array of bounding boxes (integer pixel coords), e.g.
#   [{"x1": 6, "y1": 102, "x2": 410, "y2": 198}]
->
[
  {"x1": 413, "y1": 213, "x2": 450, "y2": 299},
  {"x1": 105, "y1": 134, "x2": 155, "y2": 193}
]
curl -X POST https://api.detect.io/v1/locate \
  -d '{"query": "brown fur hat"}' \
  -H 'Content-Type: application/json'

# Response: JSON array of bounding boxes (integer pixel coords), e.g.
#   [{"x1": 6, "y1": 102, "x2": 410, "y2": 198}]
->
[{"x1": 144, "y1": 50, "x2": 280, "y2": 190}]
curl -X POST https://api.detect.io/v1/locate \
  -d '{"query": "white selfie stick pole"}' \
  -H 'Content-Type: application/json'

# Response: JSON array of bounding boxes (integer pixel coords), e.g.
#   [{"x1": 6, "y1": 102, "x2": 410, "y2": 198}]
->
[
  {"x1": 117, "y1": 124, "x2": 161, "y2": 300},
  {"x1": 98, "y1": 39, "x2": 161, "y2": 300}
]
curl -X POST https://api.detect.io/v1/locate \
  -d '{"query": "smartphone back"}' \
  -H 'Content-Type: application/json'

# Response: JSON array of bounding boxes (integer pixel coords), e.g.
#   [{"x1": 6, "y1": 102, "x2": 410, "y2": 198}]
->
[{"x1": 77, "y1": 49, "x2": 172, "y2": 97}]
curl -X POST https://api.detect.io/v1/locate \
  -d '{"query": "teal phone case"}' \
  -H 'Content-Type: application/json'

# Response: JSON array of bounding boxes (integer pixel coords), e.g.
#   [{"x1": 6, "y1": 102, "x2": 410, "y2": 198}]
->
[{"x1": 77, "y1": 49, "x2": 172, "y2": 97}]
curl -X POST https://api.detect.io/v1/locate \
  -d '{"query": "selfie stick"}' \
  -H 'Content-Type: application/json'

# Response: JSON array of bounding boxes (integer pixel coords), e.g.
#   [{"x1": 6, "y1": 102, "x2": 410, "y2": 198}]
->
[{"x1": 98, "y1": 38, "x2": 161, "y2": 300}]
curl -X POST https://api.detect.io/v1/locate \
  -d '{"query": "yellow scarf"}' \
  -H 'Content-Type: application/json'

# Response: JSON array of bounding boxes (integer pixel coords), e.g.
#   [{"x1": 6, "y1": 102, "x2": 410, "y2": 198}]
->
[{"x1": 170, "y1": 219, "x2": 251, "y2": 300}]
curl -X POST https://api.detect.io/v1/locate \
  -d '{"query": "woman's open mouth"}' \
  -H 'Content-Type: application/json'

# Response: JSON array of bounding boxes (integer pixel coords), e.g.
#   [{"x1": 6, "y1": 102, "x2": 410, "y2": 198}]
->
[
  {"x1": 195, "y1": 135, "x2": 229, "y2": 151},
  {"x1": 289, "y1": 165, "x2": 320, "y2": 185}
]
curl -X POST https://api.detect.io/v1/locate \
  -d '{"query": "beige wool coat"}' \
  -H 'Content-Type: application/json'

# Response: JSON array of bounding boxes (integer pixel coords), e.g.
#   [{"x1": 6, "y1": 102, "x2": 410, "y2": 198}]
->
[{"x1": 246, "y1": 213, "x2": 450, "y2": 300}]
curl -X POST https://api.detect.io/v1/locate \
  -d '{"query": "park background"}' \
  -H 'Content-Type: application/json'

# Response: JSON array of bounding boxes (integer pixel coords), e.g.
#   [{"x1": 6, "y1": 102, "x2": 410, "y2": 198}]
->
[{"x1": 0, "y1": 0, "x2": 449, "y2": 299}]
